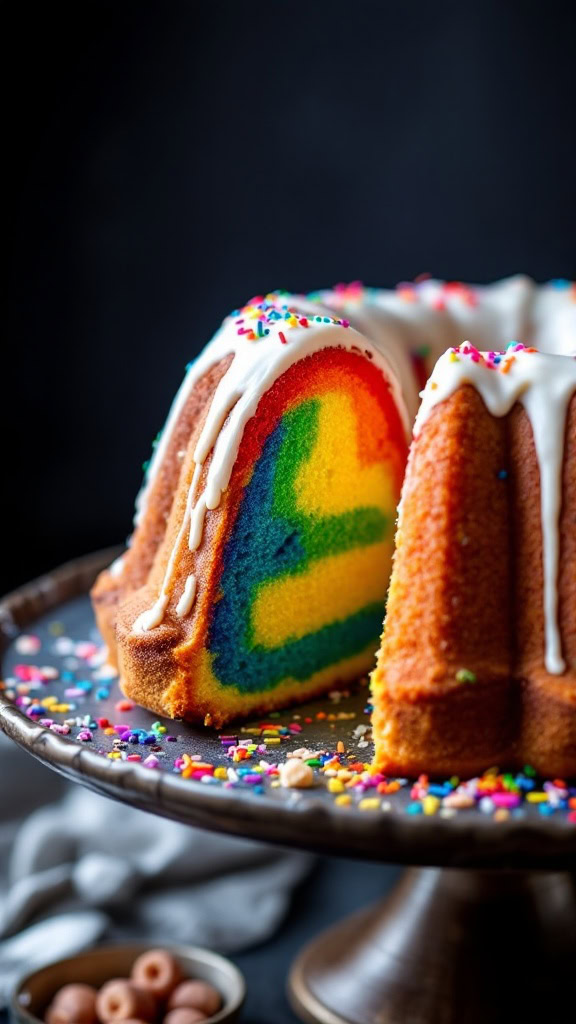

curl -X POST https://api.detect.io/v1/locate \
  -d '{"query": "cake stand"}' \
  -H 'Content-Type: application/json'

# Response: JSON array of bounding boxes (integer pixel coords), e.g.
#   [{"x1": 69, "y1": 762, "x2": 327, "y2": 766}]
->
[{"x1": 1, "y1": 551, "x2": 575, "y2": 1024}]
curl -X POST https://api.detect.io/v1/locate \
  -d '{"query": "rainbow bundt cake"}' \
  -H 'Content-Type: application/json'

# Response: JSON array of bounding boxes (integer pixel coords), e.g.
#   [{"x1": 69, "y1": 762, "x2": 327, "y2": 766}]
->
[
  {"x1": 92, "y1": 276, "x2": 575, "y2": 743},
  {"x1": 92, "y1": 299, "x2": 409, "y2": 725},
  {"x1": 371, "y1": 341, "x2": 576, "y2": 778}
]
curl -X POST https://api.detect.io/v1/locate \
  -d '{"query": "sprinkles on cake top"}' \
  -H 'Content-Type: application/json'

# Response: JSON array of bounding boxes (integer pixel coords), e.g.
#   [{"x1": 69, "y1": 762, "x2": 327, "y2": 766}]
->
[{"x1": 229, "y1": 294, "x2": 351, "y2": 341}]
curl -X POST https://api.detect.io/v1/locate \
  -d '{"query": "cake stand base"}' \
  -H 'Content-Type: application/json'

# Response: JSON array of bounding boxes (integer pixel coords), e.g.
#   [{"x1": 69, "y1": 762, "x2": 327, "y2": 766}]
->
[{"x1": 288, "y1": 866, "x2": 576, "y2": 1024}]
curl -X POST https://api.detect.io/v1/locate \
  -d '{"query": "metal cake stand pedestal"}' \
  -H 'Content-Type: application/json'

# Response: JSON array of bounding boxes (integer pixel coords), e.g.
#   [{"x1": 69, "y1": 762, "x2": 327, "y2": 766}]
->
[{"x1": 1, "y1": 552, "x2": 575, "y2": 1024}]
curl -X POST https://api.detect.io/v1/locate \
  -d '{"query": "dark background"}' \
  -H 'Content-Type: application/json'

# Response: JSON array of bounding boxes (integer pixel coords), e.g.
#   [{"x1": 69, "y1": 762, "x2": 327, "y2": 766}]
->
[
  {"x1": 5, "y1": 0, "x2": 576, "y2": 595},
  {"x1": 3, "y1": 6, "x2": 576, "y2": 1022}
]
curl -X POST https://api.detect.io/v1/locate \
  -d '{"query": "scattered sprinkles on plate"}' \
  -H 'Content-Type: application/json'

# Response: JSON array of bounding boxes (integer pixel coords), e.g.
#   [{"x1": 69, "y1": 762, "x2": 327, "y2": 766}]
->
[{"x1": 1, "y1": 610, "x2": 574, "y2": 824}]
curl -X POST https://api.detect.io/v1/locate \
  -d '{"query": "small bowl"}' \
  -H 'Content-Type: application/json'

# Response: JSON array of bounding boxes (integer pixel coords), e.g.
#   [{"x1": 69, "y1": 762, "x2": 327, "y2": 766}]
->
[{"x1": 12, "y1": 943, "x2": 245, "y2": 1024}]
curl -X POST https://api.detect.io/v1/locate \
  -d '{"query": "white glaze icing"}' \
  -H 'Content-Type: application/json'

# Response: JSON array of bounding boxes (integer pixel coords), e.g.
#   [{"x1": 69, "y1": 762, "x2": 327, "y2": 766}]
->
[
  {"x1": 318, "y1": 276, "x2": 575, "y2": 372},
  {"x1": 529, "y1": 280, "x2": 576, "y2": 356},
  {"x1": 416, "y1": 275, "x2": 533, "y2": 349},
  {"x1": 415, "y1": 345, "x2": 576, "y2": 675},
  {"x1": 126, "y1": 277, "x2": 575, "y2": 643},
  {"x1": 176, "y1": 573, "x2": 197, "y2": 618},
  {"x1": 133, "y1": 291, "x2": 336, "y2": 527},
  {"x1": 108, "y1": 555, "x2": 125, "y2": 578},
  {"x1": 132, "y1": 305, "x2": 408, "y2": 633},
  {"x1": 134, "y1": 461, "x2": 203, "y2": 631}
]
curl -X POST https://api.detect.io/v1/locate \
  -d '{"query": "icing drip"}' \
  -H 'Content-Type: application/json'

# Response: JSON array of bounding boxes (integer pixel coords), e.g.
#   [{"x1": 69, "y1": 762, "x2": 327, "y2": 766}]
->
[
  {"x1": 176, "y1": 573, "x2": 197, "y2": 618},
  {"x1": 133, "y1": 591, "x2": 170, "y2": 632},
  {"x1": 133, "y1": 300, "x2": 407, "y2": 632},
  {"x1": 416, "y1": 343, "x2": 576, "y2": 675},
  {"x1": 108, "y1": 555, "x2": 125, "y2": 578},
  {"x1": 133, "y1": 462, "x2": 203, "y2": 632},
  {"x1": 523, "y1": 384, "x2": 568, "y2": 674}
]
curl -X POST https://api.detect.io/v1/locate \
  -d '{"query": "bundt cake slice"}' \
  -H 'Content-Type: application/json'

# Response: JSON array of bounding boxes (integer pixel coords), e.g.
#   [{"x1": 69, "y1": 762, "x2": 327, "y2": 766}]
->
[
  {"x1": 92, "y1": 297, "x2": 409, "y2": 725},
  {"x1": 371, "y1": 342, "x2": 576, "y2": 778}
]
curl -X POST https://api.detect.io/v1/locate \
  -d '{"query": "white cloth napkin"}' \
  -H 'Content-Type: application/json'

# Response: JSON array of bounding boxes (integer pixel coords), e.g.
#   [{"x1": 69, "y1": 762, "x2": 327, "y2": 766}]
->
[{"x1": 0, "y1": 734, "x2": 313, "y2": 1004}]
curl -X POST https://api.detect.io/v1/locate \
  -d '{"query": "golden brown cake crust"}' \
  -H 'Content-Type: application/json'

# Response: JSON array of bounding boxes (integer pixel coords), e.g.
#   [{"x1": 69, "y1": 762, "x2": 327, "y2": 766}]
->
[
  {"x1": 372, "y1": 386, "x2": 517, "y2": 776},
  {"x1": 372, "y1": 387, "x2": 576, "y2": 778},
  {"x1": 91, "y1": 356, "x2": 233, "y2": 666}
]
